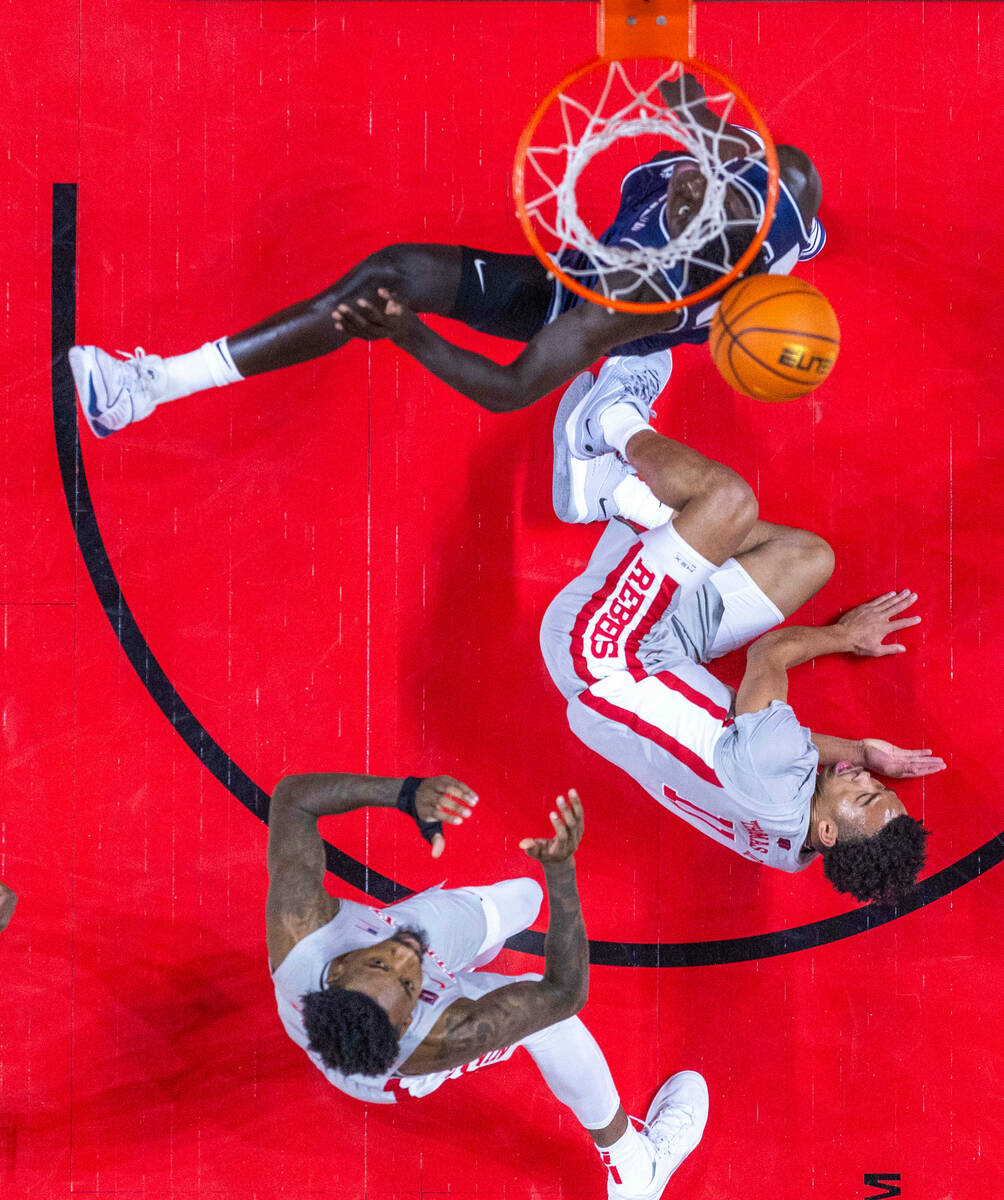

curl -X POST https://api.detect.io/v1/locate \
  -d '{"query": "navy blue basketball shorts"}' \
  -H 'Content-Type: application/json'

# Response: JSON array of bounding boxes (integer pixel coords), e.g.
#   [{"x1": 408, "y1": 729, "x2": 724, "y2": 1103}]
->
[{"x1": 451, "y1": 246, "x2": 553, "y2": 343}]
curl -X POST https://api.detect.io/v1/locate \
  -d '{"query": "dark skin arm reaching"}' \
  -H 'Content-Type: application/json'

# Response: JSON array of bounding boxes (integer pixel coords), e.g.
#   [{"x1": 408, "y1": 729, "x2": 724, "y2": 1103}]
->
[
  {"x1": 656, "y1": 72, "x2": 762, "y2": 159},
  {"x1": 400, "y1": 790, "x2": 588, "y2": 1075},
  {"x1": 332, "y1": 284, "x2": 676, "y2": 413},
  {"x1": 266, "y1": 772, "x2": 477, "y2": 970}
]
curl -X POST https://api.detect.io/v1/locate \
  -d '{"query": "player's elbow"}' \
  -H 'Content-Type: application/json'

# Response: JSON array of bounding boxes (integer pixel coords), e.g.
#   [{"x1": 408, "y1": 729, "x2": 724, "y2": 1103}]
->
[
  {"x1": 746, "y1": 629, "x2": 792, "y2": 667},
  {"x1": 269, "y1": 775, "x2": 303, "y2": 815},
  {"x1": 476, "y1": 363, "x2": 548, "y2": 413},
  {"x1": 546, "y1": 976, "x2": 589, "y2": 1020}
]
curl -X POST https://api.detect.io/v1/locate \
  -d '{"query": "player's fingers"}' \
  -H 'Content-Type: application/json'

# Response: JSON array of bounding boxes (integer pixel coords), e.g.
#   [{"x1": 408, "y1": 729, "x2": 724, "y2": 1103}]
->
[
  {"x1": 332, "y1": 303, "x2": 372, "y2": 331},
  {"x1": 437, "y1": 796, "x2": 472, "y2": 822},
  {"x1": 429, "y1": 832, "x2": 446, "y2": 859},
  {"x1": 566, "y1": 788, "x2": 584, "y2": 824},
  {"x1": 518, "y1": 838, "x2": 543, "y2": 860},
  {"x1": 353, "y1": 298, "x2": 392, "y2": 326},
  {"x1": 883, "y1": 591, "x2": 919, "y2": 614},
  {"x1": 437, "y1": 777, "x2": 479, "y2": 804},
  {"x1": 888, "y1": 616, "x2": 922, "y2": 631},
  {"x1": 911, "y1": 760, "x2": 947, "y2": 774}
]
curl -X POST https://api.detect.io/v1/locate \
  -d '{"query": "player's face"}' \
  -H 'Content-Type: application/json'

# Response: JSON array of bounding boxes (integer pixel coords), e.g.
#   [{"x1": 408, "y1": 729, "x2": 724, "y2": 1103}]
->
[
  {"x1": 817, "y1": 763, "x2": 907, "y2": 840},
  {"x1": 326, "y1": 930, "x2": 426, "y2": 1031},
  {"x1": 665, "y1": 166, "x2": 752, "y2": 239}
]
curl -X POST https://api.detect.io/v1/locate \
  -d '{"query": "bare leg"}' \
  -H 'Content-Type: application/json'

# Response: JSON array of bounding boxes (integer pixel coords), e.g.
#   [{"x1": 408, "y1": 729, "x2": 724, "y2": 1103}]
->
[
  {"x1": 227, "y1": 243, "x2": 465, "y2": 375},
  {"x1": 624, "y1": 429, "x2": 758, "y2": 565},
  {"x1": 588, "y1": 1106, "x2": 630, "y2": 1147},
  {"x1": 731, "y1": 520, "x2": 835, "y2": 617}
]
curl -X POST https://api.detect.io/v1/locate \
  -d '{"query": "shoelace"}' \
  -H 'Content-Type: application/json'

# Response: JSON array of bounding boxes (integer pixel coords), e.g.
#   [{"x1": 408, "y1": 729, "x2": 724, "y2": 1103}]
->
[
  {"x1": 114, "y1": 347, "x2": 160, "y2": 393},
  {"x1": 645, "y1": 1102, "x2": 695, "y2": 1153},
  {"x1": 622, "y1": 365, "x2": 663, "y2": 405}
]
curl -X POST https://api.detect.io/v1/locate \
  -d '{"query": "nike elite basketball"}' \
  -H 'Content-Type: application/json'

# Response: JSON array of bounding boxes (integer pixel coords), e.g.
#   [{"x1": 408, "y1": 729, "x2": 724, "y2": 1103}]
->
[{"x1": 710, "y1": 275, "x2": 840, "y2": 402}]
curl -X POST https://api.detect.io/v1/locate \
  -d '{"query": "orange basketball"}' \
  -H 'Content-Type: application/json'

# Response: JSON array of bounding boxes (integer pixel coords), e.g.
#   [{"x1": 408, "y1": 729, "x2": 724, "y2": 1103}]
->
[{"x1": 709, "y1": 275, "x2": 840, "y2": 402}]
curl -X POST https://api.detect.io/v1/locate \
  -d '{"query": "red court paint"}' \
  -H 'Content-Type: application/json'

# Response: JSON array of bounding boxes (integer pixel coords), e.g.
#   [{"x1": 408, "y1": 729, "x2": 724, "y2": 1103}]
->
[{"x1": 2, "y1": 3, "x2": 1002, "y2": 1198}]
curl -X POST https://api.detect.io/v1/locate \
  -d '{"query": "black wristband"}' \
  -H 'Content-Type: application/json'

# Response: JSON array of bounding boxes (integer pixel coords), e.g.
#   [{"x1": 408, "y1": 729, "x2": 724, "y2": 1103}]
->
[{"x1": 396, "y1": 776, "x2": 443, "y2": 845}]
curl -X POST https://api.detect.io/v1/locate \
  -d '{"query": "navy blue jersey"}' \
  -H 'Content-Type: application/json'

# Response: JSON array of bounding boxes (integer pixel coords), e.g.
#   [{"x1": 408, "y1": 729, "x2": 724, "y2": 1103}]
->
[{"x1": 548, "y1": 144, "x2": 825, "y2": 357}]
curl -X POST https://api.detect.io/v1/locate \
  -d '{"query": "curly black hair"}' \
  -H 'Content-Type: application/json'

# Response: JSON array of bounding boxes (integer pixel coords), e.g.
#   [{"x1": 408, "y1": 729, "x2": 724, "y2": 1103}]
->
[
  {"x1": 301, "y1": 986, "x2": 401, "y2": 1076},
  {"x1": 822, "y1": 814, "x2": 931, "y2": 904}
]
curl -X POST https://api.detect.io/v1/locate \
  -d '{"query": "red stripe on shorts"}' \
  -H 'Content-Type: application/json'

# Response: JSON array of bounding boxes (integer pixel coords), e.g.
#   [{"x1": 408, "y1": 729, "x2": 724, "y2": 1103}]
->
[
  {"x1": 623, "y1": 572, "x2": 678, "y2": 671},
  {"x1": 579, "y1": 688, "x2": 723, "y2": 788},
  {"x1": 569, "y1": 542, "x2": 644, "y2": 686},
  {"x1": 653, "y1": 669, "x2": 731, "y2": 722}
]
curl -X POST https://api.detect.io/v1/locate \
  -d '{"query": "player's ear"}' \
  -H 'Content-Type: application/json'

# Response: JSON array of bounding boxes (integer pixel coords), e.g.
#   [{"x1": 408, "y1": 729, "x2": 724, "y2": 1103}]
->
[
  {"x1": 325, "y1": 955, "x2": 348, "y2": 987},
  {"x1": 815, "y1": 815, "x2": 838, "y2": 850}
]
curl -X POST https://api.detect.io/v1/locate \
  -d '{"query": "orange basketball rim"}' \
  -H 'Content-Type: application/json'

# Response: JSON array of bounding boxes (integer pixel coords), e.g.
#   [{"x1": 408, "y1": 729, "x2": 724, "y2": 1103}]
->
[{"x1": 512, "y1": 0, "x2": 780, "y2": 315}]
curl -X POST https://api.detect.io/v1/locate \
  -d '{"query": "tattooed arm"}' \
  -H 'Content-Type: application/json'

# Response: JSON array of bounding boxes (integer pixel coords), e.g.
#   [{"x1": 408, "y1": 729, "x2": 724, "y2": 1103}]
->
[
  {"x1": 266, "y1": 772, "x2": 478, "y2": 971},
  {"x1": 400, "y1": 791, "x2": 588, "y2": 1075}
]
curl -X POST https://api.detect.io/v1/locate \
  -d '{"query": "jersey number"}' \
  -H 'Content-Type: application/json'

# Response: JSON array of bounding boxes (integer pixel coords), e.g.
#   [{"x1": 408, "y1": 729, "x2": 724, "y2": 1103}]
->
[{"x1": 662, "y1": 785, "x2": 735, "y2": 841}]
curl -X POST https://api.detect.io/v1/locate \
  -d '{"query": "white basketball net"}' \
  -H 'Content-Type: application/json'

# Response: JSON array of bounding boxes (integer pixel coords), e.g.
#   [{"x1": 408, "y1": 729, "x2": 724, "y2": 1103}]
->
[{"x1": 521, "y1": 61, "x2": 770, "y2": 306}]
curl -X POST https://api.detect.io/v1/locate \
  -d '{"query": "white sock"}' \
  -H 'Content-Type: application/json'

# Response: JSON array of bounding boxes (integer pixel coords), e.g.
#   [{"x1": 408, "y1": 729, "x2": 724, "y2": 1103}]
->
[
  {"x1": 598, "y1": 1122, "x2": 657, "y2": 1193},
  {"x1": 612, "y1": 474, "x2": 675, "y2": 529},
  {"x1": 599, "y1": 403, "x2": 652, "y2": 457},
  {"x1": 160, "y1": 338, "x2": 243, "y2": 402}
]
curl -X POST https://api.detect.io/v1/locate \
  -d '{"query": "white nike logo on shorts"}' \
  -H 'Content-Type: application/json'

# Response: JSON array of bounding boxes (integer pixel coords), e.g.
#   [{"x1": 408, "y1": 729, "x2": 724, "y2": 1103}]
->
[{"x1": 474, "y1": 258, "x2": 487, "y2": 293}]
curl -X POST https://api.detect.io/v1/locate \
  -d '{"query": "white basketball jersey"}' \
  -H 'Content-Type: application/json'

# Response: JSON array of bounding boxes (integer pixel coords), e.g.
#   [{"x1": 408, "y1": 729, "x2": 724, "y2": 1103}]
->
[{"x1": 272, "y1": 889, "x2": 518, "y2": 1104}]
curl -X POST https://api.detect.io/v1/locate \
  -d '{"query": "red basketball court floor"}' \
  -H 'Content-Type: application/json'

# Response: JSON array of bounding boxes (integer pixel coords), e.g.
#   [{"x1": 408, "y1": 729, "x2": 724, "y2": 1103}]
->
[{"x1": 2, "y1": 3, "x2": 1002, "y2": 1198}]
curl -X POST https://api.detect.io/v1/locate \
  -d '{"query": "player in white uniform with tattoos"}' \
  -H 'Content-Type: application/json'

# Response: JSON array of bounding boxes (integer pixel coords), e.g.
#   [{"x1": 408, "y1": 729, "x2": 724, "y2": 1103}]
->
[
  {"x1": 541, "y1": 354, "x2": 945, "y2": 903},
  {"x1": 267, "y1": 772, "x2": 708, "y2": 1199}
]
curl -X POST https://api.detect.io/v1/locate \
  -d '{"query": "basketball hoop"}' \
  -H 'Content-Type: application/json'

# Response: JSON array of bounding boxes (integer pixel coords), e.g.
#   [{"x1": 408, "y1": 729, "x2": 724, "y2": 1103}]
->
[{"x1": 512, "y1": 0, "x2": 779, "y2": 315}]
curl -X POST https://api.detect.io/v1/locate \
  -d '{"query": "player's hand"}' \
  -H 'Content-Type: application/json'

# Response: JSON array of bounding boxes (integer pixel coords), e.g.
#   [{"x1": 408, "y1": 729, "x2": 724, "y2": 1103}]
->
[
  {"x1": 835, "y1": 590, "x2": 922, "y2": 656},
  {"x1": 658, "y1": 72, "x2": 706, "y2": 111},
  {"x1": 519, "y1": 790, "x2": 584, "y2": 866},
  {"x1": 416, "y1": 776, "x2": 478, "y2": 859},
  {"x1": 861, "y1": 739, "x2": 947, "y2": 780},
  {"x1": 331, "y1": 288, "x2": 414, "y2": 341}
]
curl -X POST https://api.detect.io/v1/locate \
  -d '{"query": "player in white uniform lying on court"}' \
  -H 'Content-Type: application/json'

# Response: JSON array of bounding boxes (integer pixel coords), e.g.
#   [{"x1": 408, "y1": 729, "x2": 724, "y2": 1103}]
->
[
  {"x1": 267, "y1": 771, "x2": 708, "y2": 1200},
  {"x1": 541, "y1": 354, "x2": 945, "y2": 904}
]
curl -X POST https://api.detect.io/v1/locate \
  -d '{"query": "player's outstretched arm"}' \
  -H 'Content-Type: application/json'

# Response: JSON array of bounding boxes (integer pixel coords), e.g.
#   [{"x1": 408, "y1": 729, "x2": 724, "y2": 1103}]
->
[
  {"x1": 736, "y1": 590, "x2": 924, "y2": 716},
  {"x1": 810, "y1": 734, "x2": 946, "y2": 779},
  {"x1": 266, "y1": 773, "x2": 477, "y2": 969},
  {"x1": 0, "y1": 881, "x2": 18, "y2": 932},
  {"x1": 331, "y1": 287, "x2": 671, "y2": 412},
  {"x1": 401, "y1": 792, "x2": 588, "y2": 1075},
  {"x1": 657, "y1": 73, "x2": 762, "y2": 160}
]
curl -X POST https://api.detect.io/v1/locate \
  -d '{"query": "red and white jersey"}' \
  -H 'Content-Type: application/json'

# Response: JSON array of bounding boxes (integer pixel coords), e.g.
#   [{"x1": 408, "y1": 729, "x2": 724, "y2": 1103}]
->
[
  {"x1": 272, "y1": 889, "x2": 520, "y2": 1104},
  {"x1": 542, "y1": 521, "x2": 819, "y2": 873}
]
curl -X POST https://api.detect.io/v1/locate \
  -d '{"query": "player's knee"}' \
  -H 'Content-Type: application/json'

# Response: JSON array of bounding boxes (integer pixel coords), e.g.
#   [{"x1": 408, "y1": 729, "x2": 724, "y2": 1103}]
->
[
  {"x1": 804, "y1": 532, "x2": 835, "y2": 586},
  {"x1": 704, "y1": 465, "x2": 758, "y2": 531},
  {"x1": 784, "y1": 528, "x2": 834, "y2": 589},
  {"x1": 312, "y1": 244, "x2": 415, "y2": 314}
]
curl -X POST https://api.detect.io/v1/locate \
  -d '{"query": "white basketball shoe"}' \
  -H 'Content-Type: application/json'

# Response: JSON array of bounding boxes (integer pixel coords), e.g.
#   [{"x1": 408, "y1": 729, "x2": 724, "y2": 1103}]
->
[
  {"x1": 556, "y1": 351, "x2": 672, "y2": 461},
  {"x1": 553, "y1": 372, "x2": 637, "y2": 523},
  {"x1": 70, "y1": 345, "x2": 169, "y2": 438},
  {"x1": 608, "y1": 1071, "x2": 710, "y2": 1200}
]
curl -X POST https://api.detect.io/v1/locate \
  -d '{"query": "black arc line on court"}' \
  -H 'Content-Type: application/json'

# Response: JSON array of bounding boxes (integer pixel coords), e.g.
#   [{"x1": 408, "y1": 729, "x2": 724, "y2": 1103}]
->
[{"x1": 51, "y1": 182, "x2": 1004, "y2": 967}]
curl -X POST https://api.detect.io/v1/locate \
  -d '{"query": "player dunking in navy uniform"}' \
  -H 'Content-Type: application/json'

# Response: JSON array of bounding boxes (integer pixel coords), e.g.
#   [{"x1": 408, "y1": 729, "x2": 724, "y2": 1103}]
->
[
  {"x1": 266, "y1": 771, "x2": 709, "y2": 1199},
  {"x1": 70, "y1": 76, "x2": 823, "y2": 435},
  {"x1": 540, "y1": 355, "x2": 944, "y2": 902}
]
